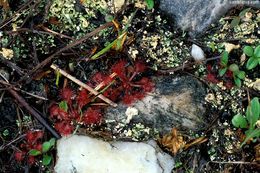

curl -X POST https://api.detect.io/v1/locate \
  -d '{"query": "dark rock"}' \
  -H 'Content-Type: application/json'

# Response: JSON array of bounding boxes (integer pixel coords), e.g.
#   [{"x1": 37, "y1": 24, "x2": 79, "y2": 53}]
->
[
  {"x1": 105, "y1": 75, "x2": 207, "y2": 135},
  {"x1": 159, "y1": 0, "x2": 260, "y2": 36}
]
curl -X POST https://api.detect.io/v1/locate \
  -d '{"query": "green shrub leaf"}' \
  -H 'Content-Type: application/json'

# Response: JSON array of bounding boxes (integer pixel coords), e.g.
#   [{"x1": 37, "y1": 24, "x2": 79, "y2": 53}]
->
[
  {"x1": 254, "y1": 45, "x2": 260, "y2": 58},
  {"x1": 234, "y1": 77, "x2": 241, "y2": 87},
  {"x1": 246, "y1": 57, "x2": 258, "y2": 70},
  {"x1": 145, "y1": 0, "x2": 154, "y2": 10},
  {"x1": 243, "y1": 46, "x2": 254, "y2": 57},
  {"x1": 219, "y1": 68, "x2": 227, "y2": 77},
  {"x1": 241, "y1": 128, "x2": 260, "y2": 146},
  {"x1": 29, "y1": 149, "x2": 41, "y2": 156},
  {"x1": 229, "y1": 64, "x2": 239, "y2": 72},
  {"x1": 42, "y1": 154, "x2": 52, "y2": 166},
  {"x1": 239, "y1": 8, "x2": 251, "y2": 17},
  {"x1": 221, "y1": 51, "x2": 229, "y2": 66},
  {"x1": 232, "y1": 114, "x2": 248, "y2": 128},
  {"x1": 236, "y1": 71, "x2": 245, "y2": 79},
  {"x1": 246, "y1": 98, "x2": 260, "y2": 130},
  {"x1": 230, "y1": 17, "x2": 240, "y2": 28}
]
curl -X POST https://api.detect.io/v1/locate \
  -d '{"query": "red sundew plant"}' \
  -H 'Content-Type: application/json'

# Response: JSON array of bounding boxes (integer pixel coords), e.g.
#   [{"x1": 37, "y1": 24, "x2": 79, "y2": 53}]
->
[
  {"x1": 49, "y1": 59, "x2": 154, "y2": 136},
  {"x1": 14, "y1": 130, "x2": 44, "y2": 165}
]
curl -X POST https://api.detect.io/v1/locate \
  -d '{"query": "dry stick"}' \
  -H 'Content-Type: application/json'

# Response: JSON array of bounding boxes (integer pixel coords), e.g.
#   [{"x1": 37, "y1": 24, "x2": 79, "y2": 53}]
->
[
  {"x1": 0, "y1": 80, "x2": 61, "y2": 139},
  {"x1": 50, "y1": 64, "x2": 117, "y2": 107},
  {"x1": 17, "y1": 22, "x2": 114, "y2": 84}
]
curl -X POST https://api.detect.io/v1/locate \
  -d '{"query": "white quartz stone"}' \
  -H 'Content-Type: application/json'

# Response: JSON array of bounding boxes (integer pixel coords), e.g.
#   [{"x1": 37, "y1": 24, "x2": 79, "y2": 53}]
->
[
  {"x1": 191, "y1": 44, "x2": 205, "y2": 61},
  {"x1": 55, "y1": 135, "x2": 174, "y2": 173}
]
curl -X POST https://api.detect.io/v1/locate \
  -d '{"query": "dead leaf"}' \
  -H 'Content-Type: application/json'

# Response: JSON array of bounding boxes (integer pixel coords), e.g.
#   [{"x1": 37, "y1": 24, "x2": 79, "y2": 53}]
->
[
  {"x1": 0, "y1": 0, "x2": 10, "y2": 11},
  {"x1": 158, "y1": 128, "x2": 186, "y2": 155},
  {"x1": 184, "y1": 136, "x2": 208, "y2": 150}
]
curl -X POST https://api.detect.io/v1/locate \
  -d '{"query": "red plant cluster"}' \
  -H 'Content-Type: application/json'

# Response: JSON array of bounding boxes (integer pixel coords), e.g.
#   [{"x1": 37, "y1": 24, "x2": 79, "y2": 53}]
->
[
  {"x1": 14, "y1": 130, "x2": 44, "y2": 165},
  {"x1": 49, "y1": 59, "x2": 154, "y2": 136},
  {"x1": 205, "y1": 64, "x2": 234, "y2": 89},
  {"x1": 110, "y1": 59, "x2": 154, "y2": 104}
]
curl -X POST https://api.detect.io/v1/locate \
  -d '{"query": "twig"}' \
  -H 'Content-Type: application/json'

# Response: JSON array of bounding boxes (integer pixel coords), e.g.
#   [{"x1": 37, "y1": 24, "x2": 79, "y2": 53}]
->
[
  {"x1": 0, "y1": 55, "x2": 25, "y2": 76},
  {"x1": 40, "y1": 25, "x2": 74, "y2": 40},
  {"x1": 50, "y1": 64, "x2": 117, "y2": 107},
  {"x1": 209, "y1": 160, "x2": 260, "y2": 165},
  {"x1": 17, "y1": 22, "x2": 114, "y2": 84},
  {"x1": 0, "y1": 80, "x2": 61, "y2": 139},
  {"x1": 0, "y1": 134, "x2": 26, "y2": 151}
]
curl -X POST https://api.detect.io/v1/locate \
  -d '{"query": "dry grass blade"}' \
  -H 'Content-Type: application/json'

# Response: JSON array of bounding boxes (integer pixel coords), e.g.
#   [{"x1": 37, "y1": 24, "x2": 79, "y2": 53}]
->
[{"x1": 50, "y1": 64, "x2": 117, "y2": 107}]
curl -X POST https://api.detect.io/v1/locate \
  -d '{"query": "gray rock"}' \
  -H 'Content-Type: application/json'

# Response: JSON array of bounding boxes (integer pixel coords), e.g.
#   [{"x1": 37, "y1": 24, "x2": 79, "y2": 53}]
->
[
  {"x1": 105, "y1": 76, "x2": 207, "y2": 135},
  {"x1": 159, "y1": 0, "x2": 260, "y2": 36}
]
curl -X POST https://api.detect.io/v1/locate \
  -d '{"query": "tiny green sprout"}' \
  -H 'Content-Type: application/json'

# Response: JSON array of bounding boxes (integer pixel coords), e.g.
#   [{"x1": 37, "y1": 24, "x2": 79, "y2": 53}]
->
[
  {"x1": 219, "y1": 51, "x2": 229, "y2": 77},
  {"x1": 232, "y1": 97, "x2": 260, "y2": 146},
  {"x1": 29, "y1": 138, "x2": 56, "y2": 166},
  {"x1": 229, "y1": 63, "x2": 245, "y2": 87},
  {"x1": 218, "y1": 51, "x2": 245, "y2": 87},
  {"x1": 145, "y1": 0, "x2": 155, "y2": 10},
  {"x1": 243, "y1": 45, "x2": 260, "y2": 70}
]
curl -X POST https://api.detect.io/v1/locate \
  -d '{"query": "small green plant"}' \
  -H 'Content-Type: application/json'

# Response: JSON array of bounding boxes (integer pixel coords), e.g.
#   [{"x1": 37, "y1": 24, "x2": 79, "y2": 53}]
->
[
  {"x1": 29, "y1": 138, "x2": 56, "y2": 166},
  {"x1": 232, "y1": 97, "x2": 260, "y2": 146},
  {"x1": 145, "y1": 0, "x2": 155, "y2": 10},
  {"x1": 219, "y1": 51, "x2": 245, "y2": 87},
  {"x1": 230, "y1": 8, "x2": 251, "y2": 28},
  {"x1": 243, "y1": 45, "x2": 260, "y2": 70}
]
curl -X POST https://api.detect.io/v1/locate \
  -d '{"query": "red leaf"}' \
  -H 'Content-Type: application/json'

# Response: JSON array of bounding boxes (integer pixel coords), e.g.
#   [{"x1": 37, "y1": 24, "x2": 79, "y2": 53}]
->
[
  {"x1": 33, "y1": 143, "x2": 42, "y2": 151},
  {"x1": 206, "y1": 73, "x2": 219, "y2": 83},
  {"x1": 226, "y1": 70, "x2": 233, "y2": 78},
  {"x1": 137, "y1": 77, "x2": 154, "y2": 92},
  {"x1": 49, "y1": 105, "x2": 60, "y2": 117},
  {"x1": 82, "y1": 108, "x2": 102, "y2": 125},
  {"x1": 77, "y1": 89, "x2": 91, "y2": 109},
  {"x1": 134, "y1": 60, "x2": 147, "y2": 73},
  {"x1": 49, "y1": 105, "x2": 70, "y2": 120},
  {"x1": 60, "y1": 87, "x2": 74, "y2": 105},
  {"x1": 28, "y1": 156, "x2": 35, "y2": 165},
  {"x1": 26, "y1": 131, "x2": 43, "y2": 145},
  {"x1": 54, "y1": 121, "x2": 74, "y2": 136},
  {"x1": 112, "y1": 60, "x2": 128, "y2": 80},
  {"x1": 14, "y1": 151, "x2": 25, "y2": 162}
]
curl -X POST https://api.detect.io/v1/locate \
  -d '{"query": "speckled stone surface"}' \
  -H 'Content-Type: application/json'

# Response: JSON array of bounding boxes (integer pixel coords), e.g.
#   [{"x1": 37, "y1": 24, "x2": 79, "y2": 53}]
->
[
  {"x1": 105, "y1": 75, "x2": 207, "y2": 136},
  {"x1": 159, "y1": 0, "x2": 260, "y2": 36}
]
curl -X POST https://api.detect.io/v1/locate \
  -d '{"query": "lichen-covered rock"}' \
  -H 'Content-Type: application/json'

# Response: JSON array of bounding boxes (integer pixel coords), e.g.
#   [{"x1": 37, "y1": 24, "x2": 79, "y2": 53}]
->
[
  {"x1": 55, "y1": 135, "x2": 174, "y2": 173},
  {"x1": 159, "y1": 0, "x2": 260, "y2": 36},
  {"x1": 105, "y1": 75, "x2": 207, "y2": 137}
]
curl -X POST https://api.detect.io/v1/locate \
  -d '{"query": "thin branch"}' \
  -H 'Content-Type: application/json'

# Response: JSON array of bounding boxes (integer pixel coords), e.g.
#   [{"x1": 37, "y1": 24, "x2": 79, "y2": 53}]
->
[
  {"x1": 50, "y1": 64, "x2": 117, "y2": 107},
  {"x1": 0, "y1": 80, "x2": 61, "y2": 139}
]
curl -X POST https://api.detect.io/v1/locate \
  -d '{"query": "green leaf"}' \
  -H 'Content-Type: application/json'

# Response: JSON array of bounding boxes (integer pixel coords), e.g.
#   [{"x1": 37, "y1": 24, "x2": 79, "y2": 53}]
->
[
  {"x1": 246, "y1": 57, "x2": 258, "y2": 70},
  {"x1": 243, "y1": 46, "x2": 254, "y2": 57},
  {"x1": 59, "y1": 101, "x2": 68, "y2": 112},
  {"x1": 251, "y1": 97, "x2": 260, "y2": 122},
  {"x1": 254, "y1": 45, "x2": 260, "y2": 58},
  {"x1": 29, "y1": 149, "x2": 41, "y2": 156},
  {"x1": 229, "y1": 64, "x2": 239, "y2": 72},
  {"x1": 232, "y1": 114, "x2": 248, "y2": 128},
  {"x1": 246, "y1": 98, "x2": 259, "y2": 130},
  {"x1": 145, "y1": 0, "x2": 154, "y2": 10},
  {"x1": 42, "y1": 154, "x2": 52, "y2": 166},
  {"x1": 219, "y1": 68, "x2": 227, "y2": 77},
  {"x1": 241, "y1": 128, "x2": 260, "y2": 146},
  {"x1": 49, "y1": 138, "x2": 56, "y2": 147},
  {"x1": 236, "y1": 71, "x2": 245, "y2": 79},
  {"x1": 230, "y1": 17, "x2": 240, "y2": 28},
  {"x1": 42, "y1": 142, "x2": 51, "y2": 153},
  {"x1": 239, "y1": 8, "x2": 251, "y2": 17},
  {"x1": 221, "y1": 51, "x2": 229, "y2": 66},
  {"x1": 234, "y1": 77, "x2": 241, "y2": 87}
]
